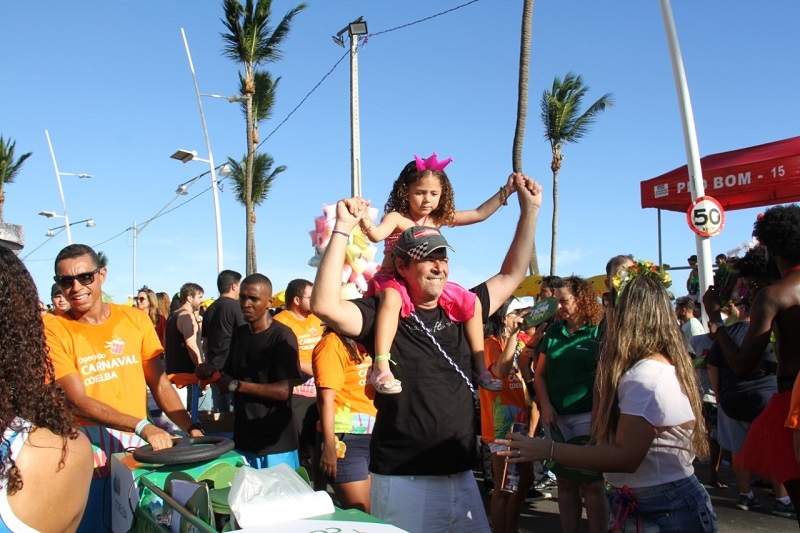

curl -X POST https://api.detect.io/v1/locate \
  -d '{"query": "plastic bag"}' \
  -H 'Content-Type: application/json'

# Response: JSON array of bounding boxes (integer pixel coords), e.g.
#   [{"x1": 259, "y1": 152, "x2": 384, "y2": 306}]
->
[{"x1": 228, "y1": 463, "x2": 334, "y2": 528}]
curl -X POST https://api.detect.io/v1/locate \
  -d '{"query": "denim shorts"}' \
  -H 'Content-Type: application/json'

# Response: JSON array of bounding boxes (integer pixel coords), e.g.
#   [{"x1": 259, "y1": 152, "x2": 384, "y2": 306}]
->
[
  {"x1": 238, "y1": 449, "x2": 299, "y2": 470},
  {"x1": 608, "y1": 475, "x2": 717, "y2": 532},
  {"x1": 371, "y1": 470, "x2": 490, "y2": 532},
  {"x1": 316, "y1": 433, "x2": 371, "y2": 484}
]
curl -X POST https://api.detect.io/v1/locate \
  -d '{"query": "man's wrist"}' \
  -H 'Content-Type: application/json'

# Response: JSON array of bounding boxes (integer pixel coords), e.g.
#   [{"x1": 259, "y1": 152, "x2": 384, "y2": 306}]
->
[
  {"x1": 186, "y1": 422, "x2": 205, "y2": 435},
  {"x1": 333, "y1": 223, "x2": 356, "y2": 235},
  {"x1": 135, "y1": 419, "x2": 153, "y2": 437}
]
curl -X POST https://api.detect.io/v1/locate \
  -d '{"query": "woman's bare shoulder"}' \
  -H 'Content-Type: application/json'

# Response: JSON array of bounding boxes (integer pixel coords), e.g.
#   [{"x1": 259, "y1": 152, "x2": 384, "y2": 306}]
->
[{"x1": 11, "y1": 427, "x2": 93, "y2": 532}]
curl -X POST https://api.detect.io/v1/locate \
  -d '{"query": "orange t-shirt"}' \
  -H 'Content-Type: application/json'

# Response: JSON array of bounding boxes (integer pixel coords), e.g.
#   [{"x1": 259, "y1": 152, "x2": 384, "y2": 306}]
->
[
  {"x1": 274, "y1": 310, "x2": 323, "y2": 397},
  {"x1": 44, "y1": 303, "x2": 164, "y2": 424},
  {"x1": 479, "y1": 335, "x2": 530, "y2": 443},
  {"x1": 312, "y1": 333, "x2": 376, "y2": 434}
]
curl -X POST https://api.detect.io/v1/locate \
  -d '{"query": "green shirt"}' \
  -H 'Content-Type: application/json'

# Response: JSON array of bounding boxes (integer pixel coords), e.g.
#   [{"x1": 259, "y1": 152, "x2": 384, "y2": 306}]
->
[{"x1": 541, "y1": 321, "x2": 600, "y2": 415}]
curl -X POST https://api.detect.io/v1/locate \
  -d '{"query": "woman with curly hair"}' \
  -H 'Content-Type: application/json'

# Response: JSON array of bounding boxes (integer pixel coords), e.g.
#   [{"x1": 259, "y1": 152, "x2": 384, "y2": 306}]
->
[
  {"x1": 135, "y1": 286, "x2": 167, "y2": 345},
  {"x1": 0, "y1": 246, "x2": 93, "y2": 532},
  {"x1": 501, "y1": 274, "x2": 716, "y2": 532},
  {"x1": 533, "y1": 275, "x2": 607, "y2": 532}
]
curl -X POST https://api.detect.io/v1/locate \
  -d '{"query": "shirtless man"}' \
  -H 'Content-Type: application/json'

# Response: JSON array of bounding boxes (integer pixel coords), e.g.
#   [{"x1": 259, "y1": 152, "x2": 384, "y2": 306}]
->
[{"x1": 703, "y1": 204, "x2": 800, "y2": 523}]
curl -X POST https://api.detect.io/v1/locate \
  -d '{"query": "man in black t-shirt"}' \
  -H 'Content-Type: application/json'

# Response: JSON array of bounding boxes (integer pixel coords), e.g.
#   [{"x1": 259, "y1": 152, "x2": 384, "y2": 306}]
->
[
  {"x1": 202, "y1": 270, "x2": 246, "y2": 413},
  {"x1": 197, "y1": 274, "x2": 301, "y2": 469},
  {"x1": 311, "y1": 173, "x2": 542, "y2": 532}
]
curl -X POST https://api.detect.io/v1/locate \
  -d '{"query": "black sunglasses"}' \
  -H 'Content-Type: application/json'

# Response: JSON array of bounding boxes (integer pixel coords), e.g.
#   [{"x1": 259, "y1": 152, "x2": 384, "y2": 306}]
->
[{"x1": 54, "y1": 268, "x2": 101, "y2": 289}]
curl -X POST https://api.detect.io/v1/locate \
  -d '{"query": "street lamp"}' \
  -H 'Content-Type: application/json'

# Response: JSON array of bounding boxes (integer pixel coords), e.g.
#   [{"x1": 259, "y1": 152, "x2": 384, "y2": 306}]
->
[
  {"x1": 200, "y1": 93, "x2": 250, "y2": 104},
  {"x1": 44, "y1": 130, "x2": 93, "y2": 245},
  {"x1": 131, "y1": 173, "x2": 206, "y2": 295},
  {"x1": 46, "y1": 218, "x2": 95, "y2": 237},
  {"x1": 332, "y1": 17, "x2": 368, "y2": 197},
  {"x1": 178, "y1": 27, "x2": 234, "y2": 274}
]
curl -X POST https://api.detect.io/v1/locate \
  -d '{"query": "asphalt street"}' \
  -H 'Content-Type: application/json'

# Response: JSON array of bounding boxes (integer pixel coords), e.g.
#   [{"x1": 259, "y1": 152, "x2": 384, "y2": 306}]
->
[{"x1": 479, "y1": 460, "x2": 798, "y2": 532}]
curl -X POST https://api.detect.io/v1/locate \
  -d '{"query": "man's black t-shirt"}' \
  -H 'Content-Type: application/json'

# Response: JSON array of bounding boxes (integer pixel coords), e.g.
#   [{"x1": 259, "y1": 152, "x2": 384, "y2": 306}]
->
[
  {"x1": 202, "y1": 297, "x2": 246, "y2": 370},
  {"x1": 164, "y1": 311, "x2": 195, "y2": 374},
  {"x1": 354, "y1": 283, "x2": 490, "y2": 475},
  {"x1": 224, "y1": 321, "x2": 302, "y2": 455}
]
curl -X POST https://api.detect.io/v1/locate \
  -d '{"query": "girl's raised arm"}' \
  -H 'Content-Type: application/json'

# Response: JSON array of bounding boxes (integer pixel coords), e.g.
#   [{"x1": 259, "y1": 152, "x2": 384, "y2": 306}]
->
[
  {"x1": 360, "y1": 211, "x2": 407, "y2": 243},
  {"x1": 453, "y1": 173, "x2": 516, "y2": 226}
]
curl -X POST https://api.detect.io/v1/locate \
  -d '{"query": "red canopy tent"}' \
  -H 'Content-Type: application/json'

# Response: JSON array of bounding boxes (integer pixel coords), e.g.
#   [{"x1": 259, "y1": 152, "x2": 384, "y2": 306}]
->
[{"x1": 641, "y1": 136, "x2": 800, "y2": 212}]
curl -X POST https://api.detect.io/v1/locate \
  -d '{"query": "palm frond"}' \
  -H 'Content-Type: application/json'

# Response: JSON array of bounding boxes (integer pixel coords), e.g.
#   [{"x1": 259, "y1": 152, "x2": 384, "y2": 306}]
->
[
  {"x1": 0, "y1": 136, "x2": 32, "y2": 186},
  {"x1": 227, "y1": 153, "x2": 286, "y2": 206}
]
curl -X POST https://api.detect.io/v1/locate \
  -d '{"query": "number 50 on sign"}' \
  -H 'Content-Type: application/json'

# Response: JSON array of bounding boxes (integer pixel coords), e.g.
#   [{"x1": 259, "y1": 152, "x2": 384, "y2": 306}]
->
[{"x1": 686, "y1": 196, "x2": 725, "y2": 237}]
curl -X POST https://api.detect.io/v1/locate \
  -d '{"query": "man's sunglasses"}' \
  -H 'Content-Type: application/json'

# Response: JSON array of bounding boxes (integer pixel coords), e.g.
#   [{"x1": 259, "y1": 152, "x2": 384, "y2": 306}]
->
[{"x1": 54, "y1": 268, "x2": 101, "y2": 289}]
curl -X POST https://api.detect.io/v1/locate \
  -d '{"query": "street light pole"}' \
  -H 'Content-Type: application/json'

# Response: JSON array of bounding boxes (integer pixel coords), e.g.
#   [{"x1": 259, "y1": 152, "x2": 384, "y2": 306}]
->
[
  {"x1": 181, "y1": 28, "x2": 223, "y2": 273},
  {"x1": 45, "y1": 130, "x2": 72, "y2": 244},
  {"x1": 348, "y1": 26, "x2": 362, "y2": 198},
  {"x1": 333, "y1": 17, "x2": 368, "y2": 197},
  {"x1": 132, "y1": 220, "x2": 138, "y2": 297}
]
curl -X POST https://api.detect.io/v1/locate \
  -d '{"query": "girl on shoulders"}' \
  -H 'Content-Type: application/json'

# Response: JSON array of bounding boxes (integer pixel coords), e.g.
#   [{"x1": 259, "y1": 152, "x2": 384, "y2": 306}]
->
[{"x1": 359, "y1": 153, "x2": 514, "y2": 394}]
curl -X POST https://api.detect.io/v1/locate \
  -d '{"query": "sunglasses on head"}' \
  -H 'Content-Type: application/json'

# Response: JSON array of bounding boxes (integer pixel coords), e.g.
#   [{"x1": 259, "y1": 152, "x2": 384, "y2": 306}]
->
[{"x1": 54, "y1": 268, "x2": 101, "y2": 289}]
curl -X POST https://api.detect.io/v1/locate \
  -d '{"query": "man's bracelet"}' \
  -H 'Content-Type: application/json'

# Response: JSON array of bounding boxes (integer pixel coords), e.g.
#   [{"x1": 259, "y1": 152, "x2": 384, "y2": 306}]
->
[{"x1": 134, "y1": 419, "x2": 152, "y2": 437}]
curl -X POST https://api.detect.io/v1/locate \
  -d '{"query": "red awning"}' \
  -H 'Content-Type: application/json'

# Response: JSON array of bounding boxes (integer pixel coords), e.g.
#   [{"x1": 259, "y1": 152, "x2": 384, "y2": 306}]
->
[{"x1": 640, "y1": 136, "x2": 800, "y2": 212}]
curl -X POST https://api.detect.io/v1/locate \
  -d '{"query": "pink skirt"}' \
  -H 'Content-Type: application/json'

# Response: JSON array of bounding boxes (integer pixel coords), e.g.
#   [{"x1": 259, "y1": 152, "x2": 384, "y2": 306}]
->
[
  {"x1": 366, "y1": 269, "x2": 476, "y2": 321},
  {"x1": 734, "y1": 391, "x2": 800, "y2": 484}
]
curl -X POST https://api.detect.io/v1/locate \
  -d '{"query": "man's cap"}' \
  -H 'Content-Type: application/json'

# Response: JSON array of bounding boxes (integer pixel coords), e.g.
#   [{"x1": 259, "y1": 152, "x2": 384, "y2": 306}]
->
[
  {"x1": 51, "y1": 283, "x2": 62, "y2": 297},
  {"x1": 393, "y1": 226, "x2": 454, "y2": 260},
  {"x1": 687, "y1": 254, "x2": 697, "y2": 261}
]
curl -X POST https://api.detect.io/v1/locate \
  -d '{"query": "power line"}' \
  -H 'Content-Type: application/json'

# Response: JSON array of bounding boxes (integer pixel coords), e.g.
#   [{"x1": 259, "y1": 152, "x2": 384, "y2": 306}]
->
[{"x1": 39, "y1": 1, "x2": 485, "y2": 259}]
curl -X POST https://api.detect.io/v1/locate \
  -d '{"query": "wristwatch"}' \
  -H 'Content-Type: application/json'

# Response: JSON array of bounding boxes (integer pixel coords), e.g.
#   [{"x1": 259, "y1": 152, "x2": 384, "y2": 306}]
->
[{"x1": 228, "y1": 379, "x2": 241, "y2": 393}]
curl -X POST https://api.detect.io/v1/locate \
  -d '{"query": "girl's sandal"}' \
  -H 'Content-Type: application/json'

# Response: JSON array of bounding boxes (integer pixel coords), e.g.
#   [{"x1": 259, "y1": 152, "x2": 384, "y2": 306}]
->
[
  {"x1": 478, "y1": 370, "x2": 503, "y2": 392},
  {"x1": 371, "y1": 371, "x2": 402, "y2": 394}
]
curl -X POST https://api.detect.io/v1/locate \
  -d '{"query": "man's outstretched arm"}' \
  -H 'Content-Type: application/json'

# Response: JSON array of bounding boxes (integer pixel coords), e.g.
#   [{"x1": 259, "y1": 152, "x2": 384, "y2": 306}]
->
[
  {"x1": 311, "y1": 198, "x2": 369, "y2": 337},
  {"x1": 484, "y1": 173, "x2": 543, "y2": 316}
]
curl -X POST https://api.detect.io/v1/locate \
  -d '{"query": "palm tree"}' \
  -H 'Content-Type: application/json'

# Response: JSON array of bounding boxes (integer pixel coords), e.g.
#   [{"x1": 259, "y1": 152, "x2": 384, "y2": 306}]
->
[
  {"x1": 221, "y1": 0, "x2": 306, "y2": 274},
  {"x1": 0, "y1": 136, "x2": 32, "y2": 223},
  {"x1": 512, "y1": 0, "x2": 537, "y2": 275},
  {"x1": 226, "y1": 152, "x2": 286, "y2": 268},
  {"x1": 233, "y1": 69, "x2": 280, "y2": 273},
  {"x1": 541, "y1": 72, "x2": 613, "y2": 275}
]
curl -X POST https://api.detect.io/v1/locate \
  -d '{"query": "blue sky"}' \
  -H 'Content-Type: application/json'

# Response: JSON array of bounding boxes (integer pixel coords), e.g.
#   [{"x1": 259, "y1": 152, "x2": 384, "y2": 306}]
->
[{"x1": 3, "y1": 1, "x2": 799, "y2": 303}]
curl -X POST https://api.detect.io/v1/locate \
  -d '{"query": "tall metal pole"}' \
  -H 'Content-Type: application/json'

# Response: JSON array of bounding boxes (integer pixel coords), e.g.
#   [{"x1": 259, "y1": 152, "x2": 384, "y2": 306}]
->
[
  {"x1": 349, "y1": 31, "x2": 362, "y2": 198},
  {"x1": 132, "y1": 221, "x2": 138, "y2": 298},
  {"x1": 45, "y1": 130, "x2": 72, "y2": 245},
  {"x1": 659, "y1": 0, "x2": 714, "y2": 326},
  {"x1": 181, "y1": 28, "x2": 224, "y2": 273}
]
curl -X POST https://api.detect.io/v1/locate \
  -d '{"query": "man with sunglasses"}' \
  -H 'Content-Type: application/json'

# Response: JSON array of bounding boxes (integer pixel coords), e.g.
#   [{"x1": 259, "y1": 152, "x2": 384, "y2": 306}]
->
[{"x1": 44, "y1": 244, "x2": 202, "y2": 532}]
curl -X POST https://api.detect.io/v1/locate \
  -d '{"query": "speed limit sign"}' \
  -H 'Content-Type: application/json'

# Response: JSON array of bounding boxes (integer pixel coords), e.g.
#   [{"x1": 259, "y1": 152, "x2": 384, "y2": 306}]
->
[{"x1": 687, "y1": 196, "x2": 725, "y2": 237}]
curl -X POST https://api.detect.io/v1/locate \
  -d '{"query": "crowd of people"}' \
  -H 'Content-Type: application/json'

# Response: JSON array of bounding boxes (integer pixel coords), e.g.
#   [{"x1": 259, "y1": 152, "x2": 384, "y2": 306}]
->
[{"x1": 7, "y1": 153, "x2": 800, "y2": 533}]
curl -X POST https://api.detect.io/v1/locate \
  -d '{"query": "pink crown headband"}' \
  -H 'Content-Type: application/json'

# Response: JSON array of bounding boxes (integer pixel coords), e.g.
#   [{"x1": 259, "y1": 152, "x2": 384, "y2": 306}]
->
[{"x1": 414, "y1": 152, "x2": 453, "y2": 172}]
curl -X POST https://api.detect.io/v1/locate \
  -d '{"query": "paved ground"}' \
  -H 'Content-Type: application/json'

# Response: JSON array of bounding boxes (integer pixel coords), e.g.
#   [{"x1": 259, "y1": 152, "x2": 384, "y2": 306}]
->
[{"x1": 478, "y1": 460, "x2": 799, "y2": 532}]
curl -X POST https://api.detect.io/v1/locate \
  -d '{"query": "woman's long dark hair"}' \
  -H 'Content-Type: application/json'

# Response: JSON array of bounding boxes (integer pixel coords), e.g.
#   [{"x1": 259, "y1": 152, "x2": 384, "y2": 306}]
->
[
  {"x1": 321, "y1": 326, "x2": 365, "y2": 364},
  {"x1": 0, "y1": 247, "x2": 78, "y2": 493}
]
